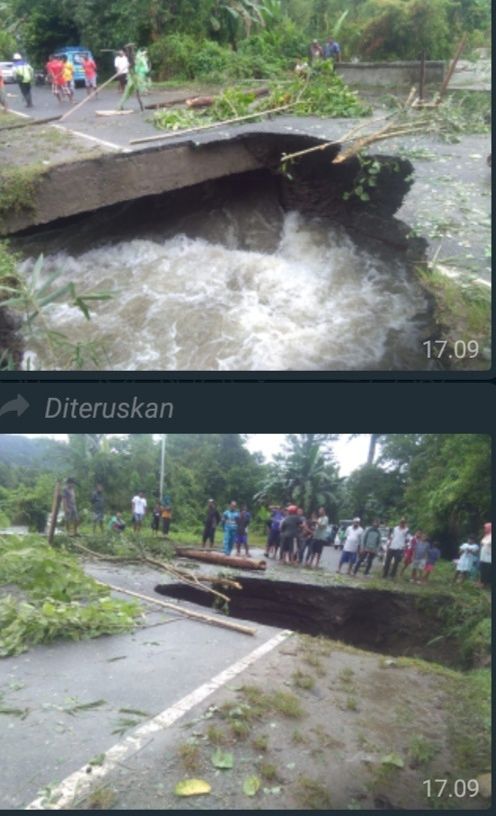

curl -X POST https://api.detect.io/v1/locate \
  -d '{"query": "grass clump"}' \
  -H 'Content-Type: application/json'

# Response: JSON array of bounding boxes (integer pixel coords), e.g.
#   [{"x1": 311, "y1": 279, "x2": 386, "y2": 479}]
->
[
  {"x1": 417, "y1": 265, "x2": 491, "y2": 368},
  {"x1": 252, "y1": 734, "x2": 268, "y2": 752},
  {"x1": 295, "y1": 776, "x2": 332, "y2": 810},
  {"x1": 292, "y1": 670, "x2": 315, "y2": 690},
  {"x1": 206, "y1": 725, "x2": 226, "y2": 746},
  {"x1": 230, "y1": 719, "x2": 250, "y2": 740},
  {"x1": 177, "y1": 741, "x2": 200, "y2": 772},
  {"x1": 409, "y1": 735, "x2": 436, "y2": 767},
  {"x1": 238, "y1": 685, "x2": 303, "y2": 719},
  {"x1": 0, "y1": 164, "x2": 43, "y2": 223},
  {"x1": 258, "y1": 760, "x2": 279, "y2": 782},
  {"x1": 270, "y1": 690, "x2": 304, "y2": 718},
  {"x1": 346, "y1": 695, "x2": 358, "y2": 711},
  {"x1": 291, "y1": 729, "x2": 307, "y2": 745},
  {"x1": 83, "y1": 786, "x2": 117, "y2": 810}
]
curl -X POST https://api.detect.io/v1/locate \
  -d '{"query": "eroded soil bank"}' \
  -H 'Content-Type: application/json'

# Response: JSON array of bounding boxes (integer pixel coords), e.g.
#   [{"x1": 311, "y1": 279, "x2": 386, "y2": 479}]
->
[{"x1": 156, "y1": 578, "x2": 462, "y2": 667}]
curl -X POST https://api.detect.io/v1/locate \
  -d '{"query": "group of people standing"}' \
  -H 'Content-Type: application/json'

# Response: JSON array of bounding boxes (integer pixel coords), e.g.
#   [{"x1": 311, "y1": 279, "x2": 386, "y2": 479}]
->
[
  {"x1": 336, "y1": 518, "x2": 442, "y2": 583},
  {"x1": 201, "y1": 500, "x2": 252, "y2": 557},
  {"x1": 453, "y1": 523, "x2": 492, "y2": 587},
  {"x1": 265, "y1": 505, "x2": 330, "y2": 568},
  {"x1": 308, "y1": 36, "x2": 341, "y2": 63},
  {"x1": 45, "y1": 52, "x2": 97, "y2": 102},
  {"x1": 60, "y1": 479, "x2": 172, "y2": 537}
]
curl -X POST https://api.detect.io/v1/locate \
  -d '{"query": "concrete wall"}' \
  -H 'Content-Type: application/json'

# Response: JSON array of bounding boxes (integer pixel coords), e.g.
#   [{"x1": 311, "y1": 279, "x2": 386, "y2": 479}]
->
[{"x1": 336, "y1": 60, "x2": 445, "y2": 87}]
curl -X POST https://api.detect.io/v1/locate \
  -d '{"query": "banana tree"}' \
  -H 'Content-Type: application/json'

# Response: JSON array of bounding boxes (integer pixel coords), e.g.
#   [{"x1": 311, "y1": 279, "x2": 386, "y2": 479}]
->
[{"x1": 211, "y1": 0, "x2": 268, "y2": 48}]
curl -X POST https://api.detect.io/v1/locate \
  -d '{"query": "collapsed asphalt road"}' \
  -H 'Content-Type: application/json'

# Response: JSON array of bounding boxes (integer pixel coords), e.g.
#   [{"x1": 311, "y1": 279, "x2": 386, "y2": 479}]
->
[{"x1": 0, "y1": 560, "x2": 283, "y2": 809}]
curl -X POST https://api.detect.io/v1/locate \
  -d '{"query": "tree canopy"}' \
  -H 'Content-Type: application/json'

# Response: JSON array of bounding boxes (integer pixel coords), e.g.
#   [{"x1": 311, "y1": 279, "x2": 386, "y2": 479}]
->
[
  {"x1": 0, "y1": 434, "x2": 490, "y2": 556},
  {"x1": 0, "y1": 0, "x2": 490, "y2": 70}
]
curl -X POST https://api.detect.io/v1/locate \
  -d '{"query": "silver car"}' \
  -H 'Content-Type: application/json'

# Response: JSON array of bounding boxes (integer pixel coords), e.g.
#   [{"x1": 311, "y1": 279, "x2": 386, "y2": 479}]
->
[{"x1": 0, "y1": 61, "x2": 16, "y2": 83}]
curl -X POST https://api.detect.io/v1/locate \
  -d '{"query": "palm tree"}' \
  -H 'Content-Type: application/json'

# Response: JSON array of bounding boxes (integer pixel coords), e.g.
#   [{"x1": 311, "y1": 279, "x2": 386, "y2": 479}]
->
[{"x1": 255, "y1": 434, "x2": 341, "y2": 515}]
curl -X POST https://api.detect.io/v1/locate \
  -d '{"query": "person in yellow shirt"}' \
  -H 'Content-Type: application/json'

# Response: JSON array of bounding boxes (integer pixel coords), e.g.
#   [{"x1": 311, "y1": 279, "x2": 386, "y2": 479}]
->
[{"x1": 62, "y1": 56, "x2": 74, "y2": 102}]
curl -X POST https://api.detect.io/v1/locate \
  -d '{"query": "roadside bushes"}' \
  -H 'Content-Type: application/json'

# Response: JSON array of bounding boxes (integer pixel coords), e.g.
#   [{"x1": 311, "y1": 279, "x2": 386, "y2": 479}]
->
[{"x1": 149, "y1": 21, "x2": 308, "y2": 81}]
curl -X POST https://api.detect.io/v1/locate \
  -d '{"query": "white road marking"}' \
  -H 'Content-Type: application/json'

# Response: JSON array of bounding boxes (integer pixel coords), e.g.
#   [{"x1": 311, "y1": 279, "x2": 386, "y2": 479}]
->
[
  {"x1": 51, "y1": 123, "x2": 125, "y2": 151},
  {"x1": 6, "y1": 108, "x2": 31, "y2": 119},
  {"x1": 25, "y1": 628, "x2": 292, "y2": 810}
]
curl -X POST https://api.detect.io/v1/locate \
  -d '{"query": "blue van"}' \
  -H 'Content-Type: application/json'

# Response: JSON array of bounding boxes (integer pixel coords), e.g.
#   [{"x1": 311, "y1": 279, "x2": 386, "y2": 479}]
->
[{"x1": 53, "y1": 46, "x2": 95, "y2": 87}]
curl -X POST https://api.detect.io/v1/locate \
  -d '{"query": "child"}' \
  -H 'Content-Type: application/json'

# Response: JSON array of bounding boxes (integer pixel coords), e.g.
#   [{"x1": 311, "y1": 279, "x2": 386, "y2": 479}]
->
[
  {"x1": 453, "y1": 536, "x2": 478, "y2": 583},
  {"x1": 82, "y1": 53, "x2": 97, "y2": 96},
  {"x1": 62, "y1": 56, "x2": 74, "y2": 101},
  {"x1": 109, "y1": 512, "x2": 125, "y2": 532},
  {"x1": 410, "y1": 533, "x2": 429, "y2": 583},
  {"x1": 401, "y1": 529, "x2": 421, "y2": 576},
  {"x1": 423, "y1": 540, "x2": 441, "y2": 582}
]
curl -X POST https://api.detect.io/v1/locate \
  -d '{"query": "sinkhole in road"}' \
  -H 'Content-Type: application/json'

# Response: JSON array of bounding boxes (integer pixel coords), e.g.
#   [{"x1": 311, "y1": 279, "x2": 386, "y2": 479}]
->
[
  {"x1": 155, "y1": 578, "x2": 463, "y2": 668},
  {"x1": 12, "y1": 145, "x2": 435, "y2": 371}
]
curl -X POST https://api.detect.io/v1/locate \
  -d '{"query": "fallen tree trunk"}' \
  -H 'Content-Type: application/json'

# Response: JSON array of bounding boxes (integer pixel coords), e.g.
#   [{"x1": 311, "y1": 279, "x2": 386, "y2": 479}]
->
[
  {"x1": 185, "y1": 87, "x2": 269, "y2": 108},
  {"x1": 174, "y1": 548, "x2": 267, "y2": 571},
  {"x1": 99, "y1": 581, "x2": 256, "y2": 636}
]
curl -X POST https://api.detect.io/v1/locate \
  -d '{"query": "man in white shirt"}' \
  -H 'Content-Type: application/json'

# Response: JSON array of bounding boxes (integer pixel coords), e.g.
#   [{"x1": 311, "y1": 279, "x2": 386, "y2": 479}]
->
[
  {"x1": 383, "y1": 518, "x2": 409, "y2": 578},
  {"x1": 337, "y1": 517, "x2": 363, "y2": 575},
  {"x1": 131, "y1": 490, "x2": 147, "y2": 531},
  {"x1": 114, "y1": 50, "x2": 129, "y2": 92}
]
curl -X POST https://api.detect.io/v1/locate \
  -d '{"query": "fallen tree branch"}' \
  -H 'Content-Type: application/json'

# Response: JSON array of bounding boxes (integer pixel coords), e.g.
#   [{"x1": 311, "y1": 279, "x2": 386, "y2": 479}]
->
[
  {"x1": 70, "y1": 540, "x2": 231, "y2": 603},
  {"x1": 185, "y1": 87, "x2": 269, "y2": 108},
  {"x1": 98, "y1": 581, "x2": 256, "y2": 636},
  {"x1": 129, "y1": 102, "x2": 296, "y2": 145}
]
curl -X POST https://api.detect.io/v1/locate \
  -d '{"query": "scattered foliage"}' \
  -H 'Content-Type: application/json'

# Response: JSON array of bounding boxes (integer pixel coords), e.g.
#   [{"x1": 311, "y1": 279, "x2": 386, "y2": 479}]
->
[{"x1": 0, "y1": 536, "x2": 141, "y2": 656}]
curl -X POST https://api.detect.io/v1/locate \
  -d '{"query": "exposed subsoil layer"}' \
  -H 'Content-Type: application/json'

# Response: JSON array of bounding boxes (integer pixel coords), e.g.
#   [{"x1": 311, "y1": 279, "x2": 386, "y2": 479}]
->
[{"x1": 155, "y1": 578, "x2": 461, "y2": 667}]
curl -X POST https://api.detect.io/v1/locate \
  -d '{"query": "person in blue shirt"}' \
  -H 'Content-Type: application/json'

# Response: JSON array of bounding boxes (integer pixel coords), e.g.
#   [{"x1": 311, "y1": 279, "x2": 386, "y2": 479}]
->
[
  {"x1": 264, "y1": 506, "x2": 285, "y2": 558},
  {"x1": 323, "y1": 37, "x2": 341, "y2": 63},
  {"x1": 222, "y1": 500, "x2": 239, "y2": 555},
  {"x1": 423, "y1": 540, "x2": 441, "y2": 583}
]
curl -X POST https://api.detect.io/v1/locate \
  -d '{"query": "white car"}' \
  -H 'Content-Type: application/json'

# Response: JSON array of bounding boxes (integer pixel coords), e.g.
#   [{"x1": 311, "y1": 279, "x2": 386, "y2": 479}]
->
[{"x1": 0, "y1": 61, "x2": 16, "y2": 83}]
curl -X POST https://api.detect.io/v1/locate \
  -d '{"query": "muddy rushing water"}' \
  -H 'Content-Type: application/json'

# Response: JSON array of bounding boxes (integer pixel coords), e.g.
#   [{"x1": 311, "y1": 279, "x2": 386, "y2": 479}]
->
[{"x1": 19, "y1": 202, "x2": 431, "y2": 371}]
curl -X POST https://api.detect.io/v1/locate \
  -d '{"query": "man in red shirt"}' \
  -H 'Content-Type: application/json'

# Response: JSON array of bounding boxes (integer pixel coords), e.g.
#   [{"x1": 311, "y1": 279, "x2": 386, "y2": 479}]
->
[{"x1": 82, "y1": 53, "x2": 97, "y2": 96}]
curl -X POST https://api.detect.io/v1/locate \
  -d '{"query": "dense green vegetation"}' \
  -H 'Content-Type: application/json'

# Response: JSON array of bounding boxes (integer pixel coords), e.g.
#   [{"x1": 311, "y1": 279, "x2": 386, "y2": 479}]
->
[
  {"x1": 0, "y1": 434, "x2": 490, "y2": 558},
  {"x1": 0, "y1": 1, "x2": 490, "y2": 76},
  {"x1": 0, "y1": 535, "x2": 141, "y2": 656}
]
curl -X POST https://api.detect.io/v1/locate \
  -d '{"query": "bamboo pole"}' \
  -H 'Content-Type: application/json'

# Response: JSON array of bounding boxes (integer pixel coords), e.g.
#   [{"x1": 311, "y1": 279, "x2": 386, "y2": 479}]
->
[
  {"x1": 70, "y1": 541, "x2": 231, "y2": 603},
  {"x1": 142, "y1": 555, "x2": 230, "y2": 603},
  {"x1": 58, "y1": 71, "x2": 121, "y2": 122},
  {"x1": 47, "y1": 481, "x2": 61, "y2": 545},
  {"x1": 99, "y1": 581, "x2": 256, "y2": 636},
  {"x1": 419, "y1": 50, "x2": 426, "y2": 101},
  {"x1": 439, "y1": 35, "x2": 467, "y2": 97},
  {"x1": 129, "y1": 102, "x2": 296, "y2": 145}
]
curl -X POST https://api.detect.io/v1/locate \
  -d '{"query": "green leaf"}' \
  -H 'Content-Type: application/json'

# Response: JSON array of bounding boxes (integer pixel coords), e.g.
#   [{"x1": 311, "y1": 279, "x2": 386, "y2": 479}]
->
[
  {"x1": 175, "y1": 779, "x2": 211, "y2": 797},
  {"x1": 89, "y1": 753, "x2": 105, "y2": 766},
  {"x1": 381, "y1": 752, "x2": 404, "y2": 768},
  {"x1": 243, "y1": 775, "x2": 261, "y2": 796},
  {"x1": 211, "y1": 748, "x2": 234, "y2": 769}
]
